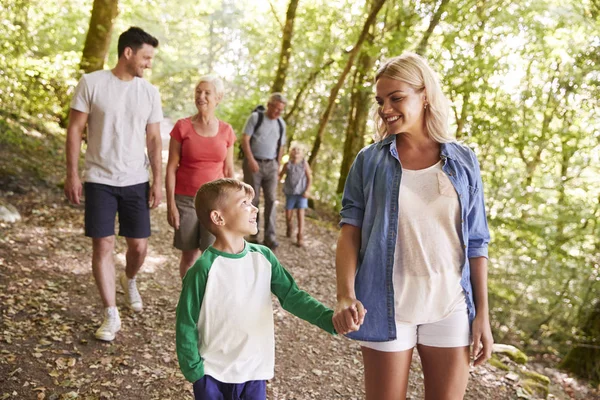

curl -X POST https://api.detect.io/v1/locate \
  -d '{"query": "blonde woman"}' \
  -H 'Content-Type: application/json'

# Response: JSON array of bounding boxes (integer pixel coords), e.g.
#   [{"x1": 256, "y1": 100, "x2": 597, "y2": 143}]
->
[
  {"x1": 332, "y1": 53, "x2": 493, "y2": 399},
  {"x1": 166, "y1": 76, "x2": 236, "y2": 278}
]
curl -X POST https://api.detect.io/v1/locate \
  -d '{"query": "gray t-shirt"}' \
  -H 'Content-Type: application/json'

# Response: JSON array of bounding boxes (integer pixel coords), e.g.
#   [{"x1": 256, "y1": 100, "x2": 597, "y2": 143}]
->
[
  {"x1": 70, "y1": 70, "x2": 163, "y2": 186},
  {"x1": 242, "y1": 112, "x2": 286, "y2": 160}
]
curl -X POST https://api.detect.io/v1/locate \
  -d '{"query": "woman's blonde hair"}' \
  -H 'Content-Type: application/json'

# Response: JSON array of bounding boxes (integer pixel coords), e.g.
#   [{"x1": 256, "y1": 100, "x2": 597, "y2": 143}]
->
[{"x1": 373, "y1": 52, "x2": 453, "y2": 143}]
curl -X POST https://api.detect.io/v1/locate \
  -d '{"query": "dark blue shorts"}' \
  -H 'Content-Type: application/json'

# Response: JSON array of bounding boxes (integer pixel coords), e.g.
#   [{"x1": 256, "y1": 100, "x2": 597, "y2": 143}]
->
[
  {"x1": 193, "y1": 375, "x2": 266, "y2": 400},
  {"x1": 84, "y1": 182, "x2": 151, "y2": 238},
  {"x1": 285, "y1": 194, "x2": 308, "y2": 210}
]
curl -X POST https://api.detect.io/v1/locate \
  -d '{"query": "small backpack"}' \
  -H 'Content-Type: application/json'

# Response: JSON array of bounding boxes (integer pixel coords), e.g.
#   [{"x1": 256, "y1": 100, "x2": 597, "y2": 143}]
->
[{"x1": 238, "y1": 105, "x2": 284, "y2": 160}]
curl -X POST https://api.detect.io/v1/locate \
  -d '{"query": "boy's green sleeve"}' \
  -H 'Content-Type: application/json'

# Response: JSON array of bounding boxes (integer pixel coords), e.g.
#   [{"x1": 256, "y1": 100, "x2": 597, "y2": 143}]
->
[
  {"x1": 176, "y1": 264, "x2": 208, "y2": 383},
  {"x1": 268, "y1": 250, "x2": 336, "y2": 334}
]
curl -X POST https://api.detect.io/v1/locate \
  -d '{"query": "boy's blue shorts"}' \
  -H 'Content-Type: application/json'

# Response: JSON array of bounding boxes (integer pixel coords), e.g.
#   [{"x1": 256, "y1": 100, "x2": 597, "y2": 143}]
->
[
  {"x1": 193, "y1": 375, "x2": 266, "y2": 400},
  {"x1": 285, "y1": 194, "x2": 308, "y2": 210}
]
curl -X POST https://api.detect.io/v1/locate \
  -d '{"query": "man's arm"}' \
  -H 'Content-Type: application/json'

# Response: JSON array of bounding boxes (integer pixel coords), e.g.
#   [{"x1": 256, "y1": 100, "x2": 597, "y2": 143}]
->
[
  {"x1": 241, "y1": 134, "x2": 259, "y2": 173},
  {"x1": 146, "y1": 122, "x2": 162, "y2": 209},
  {"x1": 64, "y1": 109, "x2": 88, "y2": 205},
  {"x1": 277, "y1": 145, "x2": 285, "y2": 165}
]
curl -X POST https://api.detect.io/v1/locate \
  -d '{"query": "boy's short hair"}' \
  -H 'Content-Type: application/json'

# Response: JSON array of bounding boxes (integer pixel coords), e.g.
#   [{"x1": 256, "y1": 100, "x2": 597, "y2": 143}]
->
[
  {"x1": 195, "y1": 179, "x2": 255, "y2": 234},
  {"x1": 117, "y1": 27, "x2": 159, "y2": 58}
]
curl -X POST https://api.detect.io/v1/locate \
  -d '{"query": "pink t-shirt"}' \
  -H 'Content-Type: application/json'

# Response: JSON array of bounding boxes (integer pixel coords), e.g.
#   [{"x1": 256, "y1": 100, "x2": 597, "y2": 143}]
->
[{"x1": 170, "y1": 117, "x2": 236, "y2": 197}]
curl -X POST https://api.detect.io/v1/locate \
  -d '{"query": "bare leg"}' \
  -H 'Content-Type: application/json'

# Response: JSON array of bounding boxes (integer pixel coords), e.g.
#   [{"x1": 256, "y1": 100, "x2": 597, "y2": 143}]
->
[
  {"x1": 296, "y1": 208, "x2": 305, "y2": 246},
  {"x1": 179, "y1": 249, "x2": 201, "y2": 279},
  {"x1": 362, "y1": 346, "x2": 413, "y2": 400},
  {"x1": 417, "y1": 344, "x2": 470, "y2": 400},
  {"x1": 92, "y1": 236, "x2": 116, "y2": 307},
  {"x1": 285, "y1": 210, "x2": 293, "y2": 237},
  {"x1": 124, "y1": 237, "x2": 148, "y2": 279}
]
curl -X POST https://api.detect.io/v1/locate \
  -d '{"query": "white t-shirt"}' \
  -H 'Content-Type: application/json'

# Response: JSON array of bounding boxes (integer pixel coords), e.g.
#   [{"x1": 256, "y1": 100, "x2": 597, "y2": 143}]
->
[
  {"x1": 70, "y1": 70, "x2": 163, "y2": 186},
  {"x1": 393, "y1": 160, "x2": 465, "y2": 324}
]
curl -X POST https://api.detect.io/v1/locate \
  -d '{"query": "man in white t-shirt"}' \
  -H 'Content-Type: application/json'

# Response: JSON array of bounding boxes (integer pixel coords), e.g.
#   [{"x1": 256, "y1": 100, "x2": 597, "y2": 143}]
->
[{"x1": 64, "y1": 27, "x2": 163, "y2": 342}]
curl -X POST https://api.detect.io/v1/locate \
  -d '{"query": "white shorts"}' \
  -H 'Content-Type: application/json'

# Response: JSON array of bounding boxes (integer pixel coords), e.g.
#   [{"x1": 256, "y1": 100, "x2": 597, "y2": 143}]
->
[{"x1": 358, "y1": 302, "x2": 471, "y2": 352}]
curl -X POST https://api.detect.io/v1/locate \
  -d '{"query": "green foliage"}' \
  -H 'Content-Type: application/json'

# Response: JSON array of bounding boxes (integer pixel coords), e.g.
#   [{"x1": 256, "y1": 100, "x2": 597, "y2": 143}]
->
[
  {"x1": 0, "y1": 113, "x2": 66, "y2": 185},
  {"x1": 0, "y1": 0, "x2": 90, "y2": 123},
  {"x1": 1, "y1": 0, "x2": 599, "y2": 373}
]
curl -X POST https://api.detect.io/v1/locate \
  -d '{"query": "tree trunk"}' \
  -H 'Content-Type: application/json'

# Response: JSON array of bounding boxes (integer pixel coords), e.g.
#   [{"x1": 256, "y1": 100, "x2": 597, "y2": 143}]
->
[
  {"x1": 308, "y1": 0, "x2": 387, "y2": 167},
  {"x1": 283, "y1": 59, "x2": 335, "y2": 148},
  {"x1": 271, "y1": 0, "x2": 299, "y2": 94},
  {"x1": 414, "y1": 0, "x2": 450, "y2": 56},
  {"x1": 80, "y1": 0, "x2": 119, "y2": 74},
  {"x1": 561, "y1": 300, "x2": 600, "y2": 385},
  {"x1": 337, "y1": 49, "x2": 377, "y2": 194}
]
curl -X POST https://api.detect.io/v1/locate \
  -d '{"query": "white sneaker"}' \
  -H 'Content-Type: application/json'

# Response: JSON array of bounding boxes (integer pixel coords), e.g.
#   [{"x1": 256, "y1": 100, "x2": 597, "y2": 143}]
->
[
  {"x1": 95, "y1": 307, "x2": 121, "y2": 341},
  {"x1": 120, "y1": 273, "x2": 143, "y2": 312}
]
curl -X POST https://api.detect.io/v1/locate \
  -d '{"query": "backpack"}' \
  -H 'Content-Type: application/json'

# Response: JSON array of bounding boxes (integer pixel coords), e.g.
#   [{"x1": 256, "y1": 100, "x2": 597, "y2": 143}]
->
[{"x1": 238, "y1": 105, "x2": 284, "y2": 160}]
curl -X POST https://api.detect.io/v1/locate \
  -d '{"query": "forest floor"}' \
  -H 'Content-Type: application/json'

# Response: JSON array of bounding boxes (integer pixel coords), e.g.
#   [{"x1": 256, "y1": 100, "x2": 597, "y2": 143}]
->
[{"x1": 1, "y1": 117, "x2": 598, "y2": 399}]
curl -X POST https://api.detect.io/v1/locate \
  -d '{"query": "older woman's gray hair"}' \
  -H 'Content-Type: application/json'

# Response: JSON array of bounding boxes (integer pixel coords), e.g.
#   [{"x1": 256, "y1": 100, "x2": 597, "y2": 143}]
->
[{"x1": 196, "y1": 75, "x2": 225, "y2": 101}]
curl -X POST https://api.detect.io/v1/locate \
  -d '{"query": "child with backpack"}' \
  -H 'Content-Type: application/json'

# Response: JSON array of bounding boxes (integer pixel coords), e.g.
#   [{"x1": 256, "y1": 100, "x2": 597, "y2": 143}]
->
[{"x1": 279, "y1": 142, "x2": 312, "y2": 247}]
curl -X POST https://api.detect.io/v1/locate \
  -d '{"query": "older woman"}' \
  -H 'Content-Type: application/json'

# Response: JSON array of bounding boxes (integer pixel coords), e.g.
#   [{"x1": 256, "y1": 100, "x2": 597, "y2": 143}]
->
[
  {"x1": 333, "y1": 53, "x2": 493, "y2": 399},
  {"x1": 166, "y1": 75, "x2": 236, "y2": 278}
]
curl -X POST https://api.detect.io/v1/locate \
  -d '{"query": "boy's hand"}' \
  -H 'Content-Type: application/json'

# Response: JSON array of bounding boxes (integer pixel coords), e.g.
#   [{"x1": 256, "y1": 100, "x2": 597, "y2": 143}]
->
[
  {"x1": 333, "y1": 297, "x2": 366, "y2": 334},
  {"x1": 302, "y1": 190, "x2": 310, "y2": 198}
]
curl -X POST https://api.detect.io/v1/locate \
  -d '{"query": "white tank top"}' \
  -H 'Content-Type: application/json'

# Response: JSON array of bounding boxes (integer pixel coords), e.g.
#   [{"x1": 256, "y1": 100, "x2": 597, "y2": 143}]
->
[{"x1": 393, "y1": 160, "x2": 465, "y2": 324}]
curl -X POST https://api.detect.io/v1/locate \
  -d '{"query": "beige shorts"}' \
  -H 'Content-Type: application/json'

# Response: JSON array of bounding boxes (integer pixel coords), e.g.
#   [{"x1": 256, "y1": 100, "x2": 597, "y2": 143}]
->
[{"x1": 173, "y1": 194, "x2": 215, "y2": 251}]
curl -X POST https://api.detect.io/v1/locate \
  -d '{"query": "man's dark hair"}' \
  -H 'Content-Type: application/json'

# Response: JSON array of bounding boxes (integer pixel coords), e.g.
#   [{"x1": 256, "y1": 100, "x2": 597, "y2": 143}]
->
[{"x1": 117, "y1": 27, "x2": 159, "y2": 58}]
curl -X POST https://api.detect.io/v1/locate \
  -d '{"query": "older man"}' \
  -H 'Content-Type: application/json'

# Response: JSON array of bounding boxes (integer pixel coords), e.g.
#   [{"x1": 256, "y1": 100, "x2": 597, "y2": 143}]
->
[{"x1": 241, "y1": 93, "x2": 287, "y2": 249}]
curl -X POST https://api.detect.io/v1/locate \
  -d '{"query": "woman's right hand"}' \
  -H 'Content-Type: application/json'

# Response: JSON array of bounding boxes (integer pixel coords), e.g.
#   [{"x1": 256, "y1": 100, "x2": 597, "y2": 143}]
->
[
  {"x1": 333, "y1": 296, "x2": 367, "y2": 335},
  {"x1": 167, "y1": 205, "x2": 180, "y2": 230}
]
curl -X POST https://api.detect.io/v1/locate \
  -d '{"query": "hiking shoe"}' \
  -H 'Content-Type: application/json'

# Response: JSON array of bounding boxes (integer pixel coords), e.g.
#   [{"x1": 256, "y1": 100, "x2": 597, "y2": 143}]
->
[
  {"x1": 95, "y1": 307, "x2": 121, "y2": 341},
  {"x1": 120, "y1": 273, "x2": 143, "y2": 312}
]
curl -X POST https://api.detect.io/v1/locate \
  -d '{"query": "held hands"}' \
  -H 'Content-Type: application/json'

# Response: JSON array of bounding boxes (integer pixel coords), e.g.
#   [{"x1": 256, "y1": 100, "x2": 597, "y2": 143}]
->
[
  {"x1": 64, "y1": 174, "x2": 82, "y2": 205},
  {"x1": 471, "y1": 313, "x2": 494, "y2": 366},
  {"x1": 333, "y1": 297, "x2": 367, "y2": 335}
]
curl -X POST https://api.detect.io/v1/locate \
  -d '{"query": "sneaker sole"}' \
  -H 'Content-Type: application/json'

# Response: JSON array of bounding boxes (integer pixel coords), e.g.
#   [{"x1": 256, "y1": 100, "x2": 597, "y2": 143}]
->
[
  {"x1": 95, "y1": 324, "x2": 121, "y2": 342},
  {"x1": 128, "y1": 303, "x2": 143, "y2": 313}
]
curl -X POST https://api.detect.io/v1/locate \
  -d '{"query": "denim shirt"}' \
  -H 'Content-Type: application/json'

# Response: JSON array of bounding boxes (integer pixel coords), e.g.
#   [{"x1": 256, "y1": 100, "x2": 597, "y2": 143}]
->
[{"x1": 340, "y1": 134, "x2": 490, "y2": 341}]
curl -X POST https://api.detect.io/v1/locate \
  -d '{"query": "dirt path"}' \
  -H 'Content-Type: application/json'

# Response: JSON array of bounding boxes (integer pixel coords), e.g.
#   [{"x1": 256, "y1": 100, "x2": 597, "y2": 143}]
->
[
  {"x1": 0, "y1": 177, "x2": 524, "y2": 400},
  {"x1": 0, "y1": 121, "x2": 587, "y2": 399}
]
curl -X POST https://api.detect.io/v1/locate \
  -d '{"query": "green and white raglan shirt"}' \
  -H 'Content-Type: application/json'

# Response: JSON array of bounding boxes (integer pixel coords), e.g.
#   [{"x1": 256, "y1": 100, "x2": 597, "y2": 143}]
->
[{"x1": 176, "y1": 242, "x2": 336, "y2": 384}]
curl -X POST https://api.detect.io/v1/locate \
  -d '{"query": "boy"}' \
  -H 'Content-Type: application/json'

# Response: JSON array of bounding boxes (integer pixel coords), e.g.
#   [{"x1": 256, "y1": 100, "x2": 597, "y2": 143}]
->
[{"x1": 176, "y1": 178, "x2": 344, "y2": 399}]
